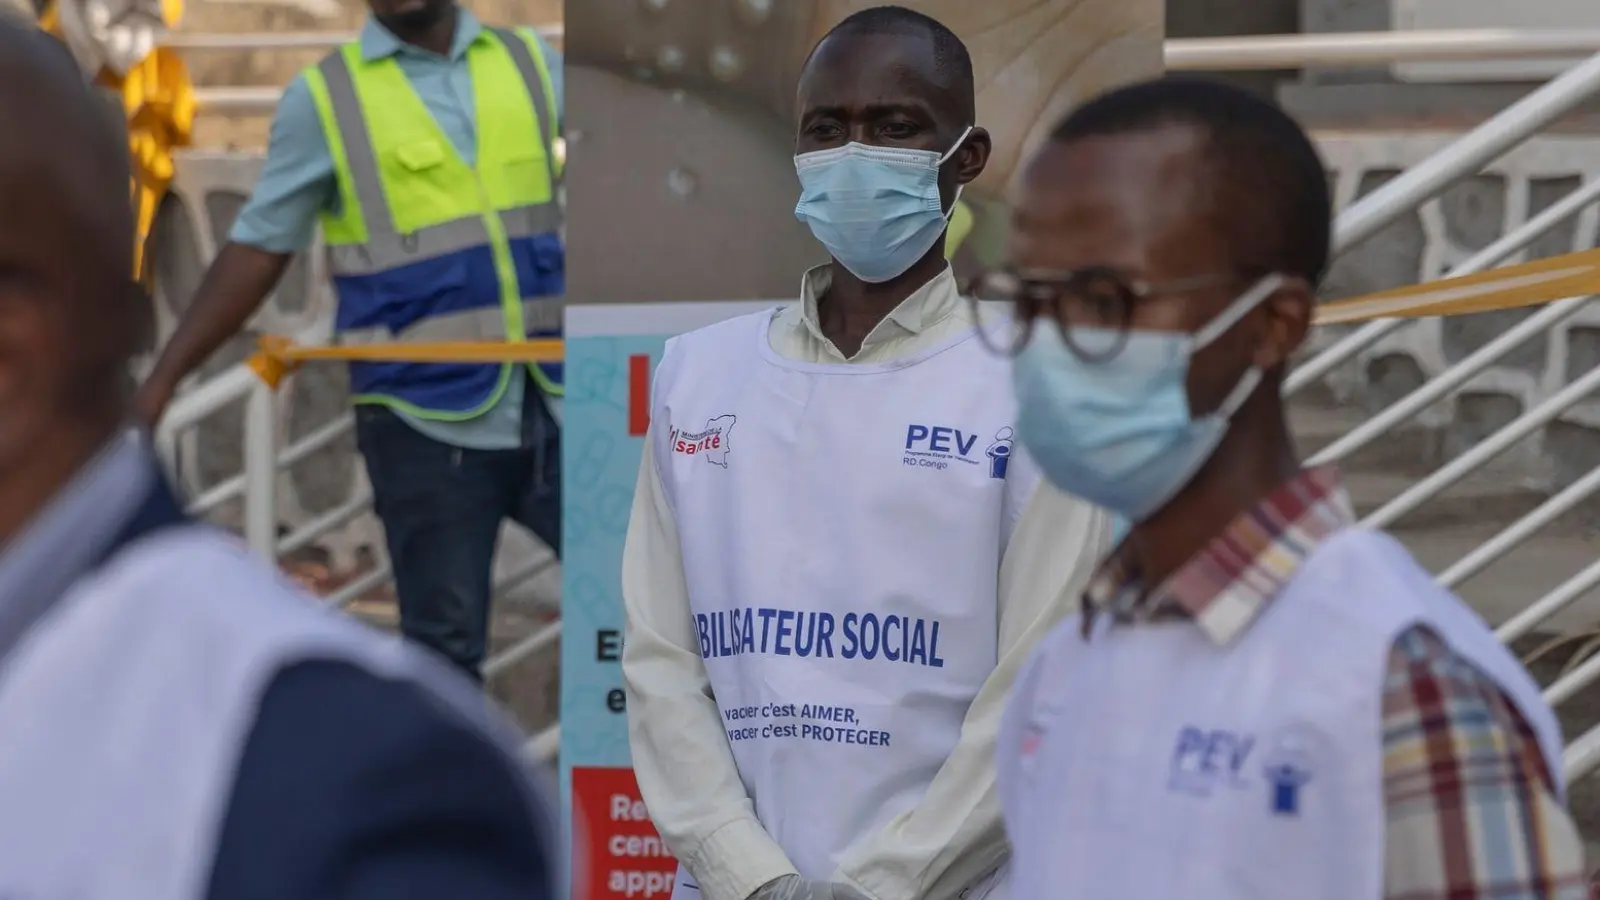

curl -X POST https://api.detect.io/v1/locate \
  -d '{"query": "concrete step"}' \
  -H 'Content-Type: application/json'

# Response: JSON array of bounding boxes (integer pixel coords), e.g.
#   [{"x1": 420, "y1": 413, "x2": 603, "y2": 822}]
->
[
  {"x1": 1391, "y1": 518, "x2": 1600, "y2": 631},
  {"x1": 1287, "y1": 398, "x2": 1600, "y2": 631},
  {"x1": 1288, "y1": 397, "x2": 1440, "y2": 478}
]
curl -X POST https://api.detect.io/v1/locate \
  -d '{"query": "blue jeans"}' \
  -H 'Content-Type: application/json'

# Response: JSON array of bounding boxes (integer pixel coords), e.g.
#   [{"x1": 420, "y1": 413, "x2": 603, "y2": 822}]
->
[{"x1": 354, "y1": 376, "x2": 561, "y2": 679}]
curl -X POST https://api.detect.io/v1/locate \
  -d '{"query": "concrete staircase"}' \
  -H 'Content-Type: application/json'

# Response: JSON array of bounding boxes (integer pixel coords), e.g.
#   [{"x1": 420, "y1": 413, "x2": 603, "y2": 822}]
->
[{"x1": 1289, "y1": 394, "x2": 1600, "y2": 632}]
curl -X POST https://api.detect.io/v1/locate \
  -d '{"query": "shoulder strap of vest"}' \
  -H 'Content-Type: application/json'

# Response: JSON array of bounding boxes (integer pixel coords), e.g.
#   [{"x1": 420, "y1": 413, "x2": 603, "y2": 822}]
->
[
  {"x1": 486, "y1": 26, "x2": 560, "y2": 187},
  {"x1": 312, "y1": 46, "x2": 400, "y2": 240},
  {"x1": 92, "y1": 473, "x2": 191, "y2": 568},
  {"x1": 311, "y1": 33, "x2": 558, "y2": 234},
  {"x1": 0, "y1": 468, "x2": 191, "y2": 669}
]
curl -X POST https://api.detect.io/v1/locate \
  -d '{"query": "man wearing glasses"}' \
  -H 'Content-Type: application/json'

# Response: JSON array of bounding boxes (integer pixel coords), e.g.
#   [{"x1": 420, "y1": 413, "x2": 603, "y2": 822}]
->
[
  {"x1": 991, "y1": 77, "x2": 1585, "y2": 898},
  {"x1": 620, "y1": 7, "x2": 1110, "y2": 900}
]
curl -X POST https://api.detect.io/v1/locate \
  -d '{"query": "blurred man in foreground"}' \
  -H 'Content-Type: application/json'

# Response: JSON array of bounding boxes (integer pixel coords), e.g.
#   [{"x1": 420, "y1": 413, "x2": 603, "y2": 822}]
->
[
  {"x1": 994, "y1": 76, "x2": 1585, "y2": 900},
  {"x1": 0, "y1": 24, "x2": 557, "y2": 899}
]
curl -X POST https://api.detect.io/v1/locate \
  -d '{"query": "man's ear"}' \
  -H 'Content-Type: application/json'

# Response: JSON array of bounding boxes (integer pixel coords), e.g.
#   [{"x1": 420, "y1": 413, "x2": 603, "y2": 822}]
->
[
  {"x1": 1255, "y1": 276, "x2": 1314, "y2": 373},
  {"x1": 956, "y1": 126, "x2": 992, "y2": 185}
]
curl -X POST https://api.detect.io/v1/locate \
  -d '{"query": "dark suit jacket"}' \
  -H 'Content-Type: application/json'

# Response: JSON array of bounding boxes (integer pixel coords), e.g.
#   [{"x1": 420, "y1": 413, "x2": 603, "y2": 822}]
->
[
  {"x1": 203, "y1": 659, "x2": 556, "y2": 900},
  {"x1": 43, "y1": 461, "x2": 554, "y2": 899}
]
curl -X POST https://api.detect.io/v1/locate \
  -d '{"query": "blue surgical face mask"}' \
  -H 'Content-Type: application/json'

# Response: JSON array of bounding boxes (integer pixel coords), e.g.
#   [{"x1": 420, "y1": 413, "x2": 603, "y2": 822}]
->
[
  {"x1": 1012, "y1": 274, "x2": 1284, "y2": 523},
  {"x1": 1110, "y1": 515, "x2": 1131, "y2": 547},
  {"x1": 793, "y1": 126, "x2": 973, "y2": 283}
]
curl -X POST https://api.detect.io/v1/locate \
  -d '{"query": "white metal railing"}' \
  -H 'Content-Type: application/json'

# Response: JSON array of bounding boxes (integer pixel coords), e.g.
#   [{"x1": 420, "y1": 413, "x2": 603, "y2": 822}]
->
[
  {"x1": 1168, "y1": 29, "x2": 1600, "y2": 70},
  {"x1": 1334, "y1": 57, "x2": 1600, "y2": 252},
  {"x1": 1287, "y1": 178, "x2": 1600, "y2": 394},
  {"x1": 160, "y1": 23, "x2": 561, "y2": 50},
  {"x1": 163, "y1": 26, "x2": 1587, "y2": 63},
  {"x1": 158, "y1": 30, "x2": 1600, "y2": 777},
  {"x1": 176, "y1": 29, "x2": 1600, "y2": 114},
  {"x1": 1273, "y1": 44, "x2": 1600, "y2": 784},
  {"x1": 156, "y1": 368, "x2": 561, "y2": 761}
]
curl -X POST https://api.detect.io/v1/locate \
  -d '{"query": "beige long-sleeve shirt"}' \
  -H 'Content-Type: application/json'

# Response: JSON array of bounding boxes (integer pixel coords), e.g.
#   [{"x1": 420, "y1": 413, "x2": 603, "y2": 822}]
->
[{"x1": 621, "y1": 265, "x2": 1111, "y2": 900}]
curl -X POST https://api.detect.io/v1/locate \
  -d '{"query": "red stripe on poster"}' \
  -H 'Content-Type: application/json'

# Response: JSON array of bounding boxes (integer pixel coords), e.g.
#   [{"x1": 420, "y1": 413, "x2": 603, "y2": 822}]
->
[{"x1": 628, "y1": 355, "x2": 651, "y2": 436}]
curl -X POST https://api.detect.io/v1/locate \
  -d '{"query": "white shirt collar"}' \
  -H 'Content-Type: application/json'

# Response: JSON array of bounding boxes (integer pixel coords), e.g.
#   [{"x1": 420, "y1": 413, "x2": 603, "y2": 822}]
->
[{"x1": 793, "y1": 264, "x2": 963, "y2": 361}]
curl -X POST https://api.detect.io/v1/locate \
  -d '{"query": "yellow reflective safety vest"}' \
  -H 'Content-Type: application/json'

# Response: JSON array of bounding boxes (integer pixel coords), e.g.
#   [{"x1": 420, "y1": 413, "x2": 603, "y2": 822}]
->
[{"x1": 304, "y1": 27, "x2": 564, "y2": 415}]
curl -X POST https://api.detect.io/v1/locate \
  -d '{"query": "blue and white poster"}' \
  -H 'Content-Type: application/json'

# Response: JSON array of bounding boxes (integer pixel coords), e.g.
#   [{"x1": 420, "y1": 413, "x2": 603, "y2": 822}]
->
[{"x1": 559, "y1": 301, "x2": 777, "y2": 899}]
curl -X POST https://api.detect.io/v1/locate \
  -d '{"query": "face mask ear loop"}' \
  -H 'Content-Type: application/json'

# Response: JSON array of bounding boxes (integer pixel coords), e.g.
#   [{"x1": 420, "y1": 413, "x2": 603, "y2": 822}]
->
[
  {"x1": 938, "y1": 125, "x2": 976, "y2": 165},
  {"x1": 1197, "y1": 273, "x2": 1283, "y2": 421},
  {"x1": 934, "y1": 126, "x2": 975, "y2": 219},
  {"x1": 1217, "y1": 365, "x2": 1264, "y2": 419},
  {"x1": 939, "y1": 184, "x2": 966, "y2": 222},
  {"x1": 1193, "y1": 273, "x2": 1285, "y2": 350}
]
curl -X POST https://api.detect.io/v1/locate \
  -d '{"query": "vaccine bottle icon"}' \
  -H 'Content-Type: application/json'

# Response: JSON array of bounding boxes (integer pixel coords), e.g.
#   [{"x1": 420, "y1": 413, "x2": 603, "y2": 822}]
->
[{"x1": 987, "y1": 427, "x2": 1014, "y2": 480}]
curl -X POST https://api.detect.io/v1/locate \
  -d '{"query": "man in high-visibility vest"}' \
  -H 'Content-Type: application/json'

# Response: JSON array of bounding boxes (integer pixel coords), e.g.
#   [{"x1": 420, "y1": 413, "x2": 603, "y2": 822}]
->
[{"x1": 136, "y1": 0, "x2": 564, "y2": 679}]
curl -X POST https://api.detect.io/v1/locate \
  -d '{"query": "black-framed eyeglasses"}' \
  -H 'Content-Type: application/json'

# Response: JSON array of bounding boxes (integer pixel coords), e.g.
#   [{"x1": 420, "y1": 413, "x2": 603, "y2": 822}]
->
[{"x1": 963, "y1": 267, "x2": 1238, "y2": 361}]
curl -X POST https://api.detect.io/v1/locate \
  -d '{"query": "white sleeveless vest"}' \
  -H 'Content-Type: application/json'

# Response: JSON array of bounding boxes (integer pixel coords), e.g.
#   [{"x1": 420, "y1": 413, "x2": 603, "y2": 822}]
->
[
  {"x1": 0, "y1": 525, "x2": 551, "y2": 899},
  {"x1": 999, "y1": 527, "x2": 1565, "y2": 900},
  {"x1": 654, "y1": 309, "x2": 1036, "y2": 899}
]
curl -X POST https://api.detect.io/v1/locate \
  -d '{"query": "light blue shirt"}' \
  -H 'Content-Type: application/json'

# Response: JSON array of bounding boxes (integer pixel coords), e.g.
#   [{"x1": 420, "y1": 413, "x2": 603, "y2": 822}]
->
[{"x1": 231, "y1": 11, "x2": 564, "y2": 450}]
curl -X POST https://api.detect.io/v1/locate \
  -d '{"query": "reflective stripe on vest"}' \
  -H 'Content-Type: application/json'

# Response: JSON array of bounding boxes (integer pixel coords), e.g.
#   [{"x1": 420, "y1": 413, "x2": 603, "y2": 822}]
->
[
  {"x1": 339, "y1": 297, "x2": 560, "y2": 345},
  {"x1": 308, "y1": 27, "x2": 564, "y2": 413}
]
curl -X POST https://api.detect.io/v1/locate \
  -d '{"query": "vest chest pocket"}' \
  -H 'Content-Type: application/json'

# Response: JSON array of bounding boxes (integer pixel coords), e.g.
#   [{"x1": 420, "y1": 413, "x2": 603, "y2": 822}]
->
[
  {"x1": 396, "y1": 139, "x2": 445, "y2": 170},
  {"x1": 503, "y1": 147, "x2": 555, "y2": 206},
  {"x1": 386, "y1": 139, "x2": 463, "y2": 225},
  {"x1": 510, "y1": 233, "x2": 564, "y2": 303}
]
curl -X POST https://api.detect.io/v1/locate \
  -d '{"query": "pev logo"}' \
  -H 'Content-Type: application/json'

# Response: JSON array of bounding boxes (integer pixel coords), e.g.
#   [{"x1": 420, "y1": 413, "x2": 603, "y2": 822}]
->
[
  {"x1": 1168, "y1": 725, "x2": 1255, "y2": 798},
  {"x1": 903, "y1": 424, "x2": 1013, "y2": 479},
  {"x1": 670, "y1": 414, "x2": 737, "y2": 468}
]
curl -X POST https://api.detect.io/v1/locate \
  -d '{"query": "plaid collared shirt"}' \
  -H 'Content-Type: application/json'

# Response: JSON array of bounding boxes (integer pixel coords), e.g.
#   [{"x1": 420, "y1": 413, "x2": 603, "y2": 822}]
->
[{"x1": 1082, "y1": 466, "x2": 1587, "y2": 898}]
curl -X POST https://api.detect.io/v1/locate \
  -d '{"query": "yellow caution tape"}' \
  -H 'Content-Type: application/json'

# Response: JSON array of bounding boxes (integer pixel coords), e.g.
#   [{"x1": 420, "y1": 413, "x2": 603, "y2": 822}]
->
[
  {"x1": 1316, "y1": 247, "x2": 1600, "y2": 325},
  {"x1": 243, "y1": 246, "x2": 1600, "y2": 390},
  {"x1": 248, "y1": 334, "x2": 564, "y2": 389}
]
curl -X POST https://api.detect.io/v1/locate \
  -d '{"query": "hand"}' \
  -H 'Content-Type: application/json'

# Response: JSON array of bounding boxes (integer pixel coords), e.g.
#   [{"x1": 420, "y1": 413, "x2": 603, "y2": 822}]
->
[
  {"x1": 131, "y1": 375, "x2": 176, "y2": 429},
  {"x1": 751, "y1": 875, "x2": 871, "y2": 900}
]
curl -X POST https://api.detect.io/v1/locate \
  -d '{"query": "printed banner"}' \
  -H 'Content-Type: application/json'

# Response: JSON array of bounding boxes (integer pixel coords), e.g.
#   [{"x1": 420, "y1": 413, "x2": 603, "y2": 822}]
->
[
  {"x1": 571, "y1": 766, "x2": 678, "y2": 900},
  {"x1": 560, "y1": 301, "x2": 780, "y2": 899}
]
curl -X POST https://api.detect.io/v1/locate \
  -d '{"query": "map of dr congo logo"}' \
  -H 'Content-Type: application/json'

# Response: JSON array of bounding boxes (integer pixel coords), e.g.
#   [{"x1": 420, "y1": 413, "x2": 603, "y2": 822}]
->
[{"x1": 670, "y1": 415, "x2": 736, "y2": 468}]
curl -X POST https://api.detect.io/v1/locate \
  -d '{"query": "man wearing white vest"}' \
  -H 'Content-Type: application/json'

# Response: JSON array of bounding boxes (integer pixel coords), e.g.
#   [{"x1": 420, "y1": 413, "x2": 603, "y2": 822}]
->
[
  {"x1": 621, "y1": 8, "x2": 1109, "y2": 900},
  {"x1": 990, "y1": 77, "x2": 1587, "y2": 898},
  {"x1": 0, "y1": 25, "x2": 558, "y2": 899}
]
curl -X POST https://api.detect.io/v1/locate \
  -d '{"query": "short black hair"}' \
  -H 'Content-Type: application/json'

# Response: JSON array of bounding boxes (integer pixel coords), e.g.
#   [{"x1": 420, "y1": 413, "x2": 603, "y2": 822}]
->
[
  {"x1": 813, "y1": 5, "x2": 975, "y2": 124},
  {"x1": 1050, "y1": 76, "x2": 1332, "y2": 287}
]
